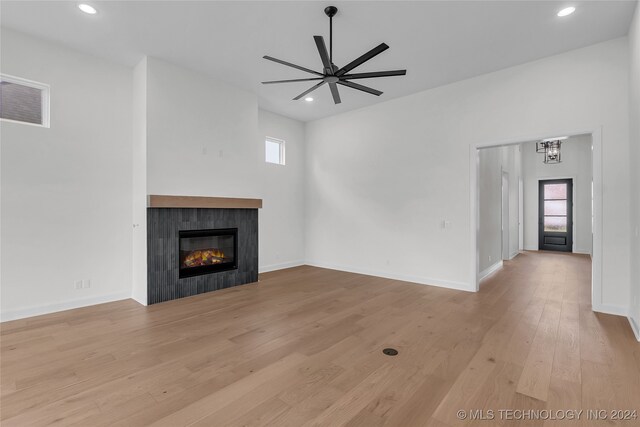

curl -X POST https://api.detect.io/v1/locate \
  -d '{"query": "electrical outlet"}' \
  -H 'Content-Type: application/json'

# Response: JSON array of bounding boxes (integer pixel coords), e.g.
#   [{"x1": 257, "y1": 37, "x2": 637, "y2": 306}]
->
[
  {"x1": 488, "y1": 255, "x2": 492, "y2": 262},
  {"x1": 74, "y1": 280, "x2": 83, "y2": 290},
  {"x1": 83, "y1": 279, "x2": 91, "y2": 289}
]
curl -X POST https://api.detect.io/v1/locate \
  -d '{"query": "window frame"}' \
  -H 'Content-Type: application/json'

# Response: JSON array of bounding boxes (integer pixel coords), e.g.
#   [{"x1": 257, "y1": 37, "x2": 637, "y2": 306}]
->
[
  {"x1": 265, "y1": 136, "x2": 286, "y2": 166},
  {"x1": 0, "y1": 74, "x2": 50, "y2": 128}
]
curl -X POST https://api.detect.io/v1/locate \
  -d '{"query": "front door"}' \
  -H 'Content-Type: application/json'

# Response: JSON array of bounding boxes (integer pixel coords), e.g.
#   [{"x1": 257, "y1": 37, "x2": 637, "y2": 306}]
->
[{"x1": 539, "y1": 179, "x2": 573, "y2": 252}]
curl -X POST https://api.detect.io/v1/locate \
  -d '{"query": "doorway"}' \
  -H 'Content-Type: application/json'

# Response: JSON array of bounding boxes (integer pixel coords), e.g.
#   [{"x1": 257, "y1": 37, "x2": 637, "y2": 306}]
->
[
  {"x1": 538, "y1": 179, "x2": 573, "y2": 252},
  {"x1": 471, "y1": 129, "x2": 602, "y2": 314}
]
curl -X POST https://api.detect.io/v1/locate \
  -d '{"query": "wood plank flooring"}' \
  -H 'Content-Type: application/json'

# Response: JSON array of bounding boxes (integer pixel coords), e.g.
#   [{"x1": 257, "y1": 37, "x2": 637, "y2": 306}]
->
[{"x1": 1, "y1": 251, "x2": 638, "y2": 426}]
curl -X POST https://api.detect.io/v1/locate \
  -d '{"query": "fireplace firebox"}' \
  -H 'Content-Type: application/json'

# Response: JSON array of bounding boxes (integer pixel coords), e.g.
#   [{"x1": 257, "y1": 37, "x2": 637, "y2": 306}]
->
[{"x1": 179, "y1": 228, "x2": 238, "y2": 278}]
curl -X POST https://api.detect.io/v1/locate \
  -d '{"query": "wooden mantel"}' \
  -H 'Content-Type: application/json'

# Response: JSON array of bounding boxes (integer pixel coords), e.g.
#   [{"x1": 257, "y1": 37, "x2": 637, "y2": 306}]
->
[{"x1": 147, "y1": 195, "x2": 262, "y2": 209}]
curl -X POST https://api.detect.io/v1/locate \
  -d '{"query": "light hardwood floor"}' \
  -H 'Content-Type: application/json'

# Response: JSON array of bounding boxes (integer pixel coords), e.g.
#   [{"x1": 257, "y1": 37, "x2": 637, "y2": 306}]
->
[{"x1": 1, "y1": 252, "x2": 638, "y2": 426}]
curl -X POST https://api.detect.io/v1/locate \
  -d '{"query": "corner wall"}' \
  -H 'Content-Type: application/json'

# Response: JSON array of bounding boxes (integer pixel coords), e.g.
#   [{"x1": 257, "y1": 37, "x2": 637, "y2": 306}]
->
[
  {"x1": 305, "y1": 38, "x2": 630, "y2": 309},
  {"x1": 628, "y1": 1, "x2": 640, "y2": 339},
  {"x1": 140, "y1": 57, "x2": 306, "y2": 280},
  {"x1": 258, "y1": 109, "x2": 306, "y2": 271},
  {"x1": 477, "y1": 145, "x2": 520, "y2": 279},
  {"x1": 478, "y1": 147, "x2": 503, "y2": 275},
  {"x1": 0, "y1": 29, "x2": 133, "y2": 320},
  {"x1": 131, "y1": 58, "x2": 148, "y2": 305},
  {"x1": 1, "y1": 35, "x2": 307, "y2": 319}
]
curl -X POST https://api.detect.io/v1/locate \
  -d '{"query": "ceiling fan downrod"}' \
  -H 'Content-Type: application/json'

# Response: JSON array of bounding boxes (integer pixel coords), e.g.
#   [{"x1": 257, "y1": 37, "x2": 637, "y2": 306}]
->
[{"x1": 325, "y1": 6, "x2": 338, "y2": 66}]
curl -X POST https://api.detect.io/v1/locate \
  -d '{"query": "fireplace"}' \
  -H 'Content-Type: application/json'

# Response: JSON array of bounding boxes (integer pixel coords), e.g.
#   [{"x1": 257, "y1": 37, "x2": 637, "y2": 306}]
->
[
  {"x1": 147, "y1": 202, "x2": 258, "y2": 305},
  {"x1": 179, "y1": 228, "x2": 238, "y2": 278}
]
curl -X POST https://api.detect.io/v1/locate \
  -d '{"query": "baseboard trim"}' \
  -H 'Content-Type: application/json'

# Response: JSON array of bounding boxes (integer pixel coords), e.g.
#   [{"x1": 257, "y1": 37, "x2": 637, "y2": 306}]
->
[
  {"x1": 305, "y1": 260, "x2": 474, "y2": 292},
  {"x1": 573, "y1": 249, "x2": 592, "y2": 255},
  {"x1": 0, "y1": 292, "x2": 132, "y2": 322},
  {"x1": 591, "y1": 303, "x2": 629, "y2": 317},
  {"x1": 259, "y1": 260, "x2": 305, "y2": 273},
  {"x1": 628, "y1": 316, "x2": 640, "y2": 342},
  {"x1": 131, "y1": 294, "x2": 148, "y2": 306},
  {"x1": 479, "y1": 261, "x2": 503, "y2": 282},
  {"x1": 508, "y1": 252, "x2": 520, "y2": 260}
]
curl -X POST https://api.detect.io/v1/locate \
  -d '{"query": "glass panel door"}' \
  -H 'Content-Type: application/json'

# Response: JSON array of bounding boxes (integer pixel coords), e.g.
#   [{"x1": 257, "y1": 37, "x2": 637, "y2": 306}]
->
[{"x1": 539, "y1": 179, "x2": 573, "y2": 252}]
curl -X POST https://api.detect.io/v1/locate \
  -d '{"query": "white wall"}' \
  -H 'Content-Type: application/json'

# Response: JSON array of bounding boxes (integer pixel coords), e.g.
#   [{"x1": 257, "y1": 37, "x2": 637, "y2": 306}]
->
[
  {"x1": 478, "y1": 147, "x2": 502, "y2": 274},
  {"x1": 142, "y1": 57, "x2": 305, "y2": 275},
  {"x1": 628, "y1": 1, "x2": 640, "y2": 339},
  {"x1": 0, "y1": 29, "x2": 133, "y2": 320},
  {"x1": 478, "y1": 145, "x2": 520, "y2": 276},
  {"x1": 522, "y1": 135, "x2": 593, "y2": 255},
  {"x1": 146, "y1": 57, "x2": 261, "y2": 197},
  {"x1": 131, "y1": 58, "x2": 147, "y2": 305},
  {"x1": 258, "y1": 109, "x2": 306, "y2": 271},
  {"x1": 505, "y1": 145, "x2": 521, "y2": 259},
  {"x1": 305, "y1": 38, "x2": 630, "y2": 310}
]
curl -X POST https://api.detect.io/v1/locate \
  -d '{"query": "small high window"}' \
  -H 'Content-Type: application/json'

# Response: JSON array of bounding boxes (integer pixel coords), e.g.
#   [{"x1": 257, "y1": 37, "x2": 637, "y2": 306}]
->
[
  {"x1": 265, "y1": 137, "x2": 285, "y2": 165},
  {"x1": 0, "y1": 74, "x2": 50, "y2": 127}
]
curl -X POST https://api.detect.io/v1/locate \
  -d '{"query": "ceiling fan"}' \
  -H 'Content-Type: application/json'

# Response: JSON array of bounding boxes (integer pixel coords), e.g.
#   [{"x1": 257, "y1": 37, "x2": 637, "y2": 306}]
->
[{"x1": 261, "y1": 6, "x2": 406, "y2": 104}]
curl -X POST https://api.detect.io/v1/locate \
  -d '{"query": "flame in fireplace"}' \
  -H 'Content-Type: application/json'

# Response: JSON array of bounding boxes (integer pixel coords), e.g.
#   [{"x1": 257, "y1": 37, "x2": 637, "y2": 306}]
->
[{"x1": 182, "y1": 249, "x2": 226, "y2": 268}]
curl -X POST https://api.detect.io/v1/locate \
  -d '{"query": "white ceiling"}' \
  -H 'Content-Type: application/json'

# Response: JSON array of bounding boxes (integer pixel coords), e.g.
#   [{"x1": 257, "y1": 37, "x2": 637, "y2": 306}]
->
[{"x1": 1, "y1": 1, "x2": 636, "y2": 122}]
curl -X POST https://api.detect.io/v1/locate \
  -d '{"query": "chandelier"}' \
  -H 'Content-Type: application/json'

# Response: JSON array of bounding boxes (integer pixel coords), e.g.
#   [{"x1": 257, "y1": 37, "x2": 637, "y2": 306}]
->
[{"x1": 536, "y1": 137, "x2": 567, "y2": 164}]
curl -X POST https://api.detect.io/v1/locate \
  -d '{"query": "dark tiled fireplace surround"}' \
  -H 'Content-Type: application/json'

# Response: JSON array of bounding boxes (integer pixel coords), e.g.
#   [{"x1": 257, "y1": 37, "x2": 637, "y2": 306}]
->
[{"x1": 146, "y1": 196, "x2": 260, "y2": 305}]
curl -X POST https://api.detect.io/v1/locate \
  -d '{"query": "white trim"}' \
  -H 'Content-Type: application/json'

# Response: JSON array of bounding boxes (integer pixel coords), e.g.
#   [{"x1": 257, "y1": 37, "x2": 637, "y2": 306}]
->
[
  {"x1": 259, "y1": 260, "x2": 304, "y2": 273},
  {"x1": 628, "y1": 316, "x2": 640, "y2": 342},
  {"x1": 572, "y1": 249, "x2": 592, "y2": 255},
  {"x1": 131, "y1": 294, "x2": 148, "y2": 306},
  {"x1": 590, "y1": 128, "x2": 604, "y2": 314},
  {"x1": 0, "y1": 292, "x2": 133, "y2": 322},
  {"x1": 591, "y1": 303, "x2": 628, "y2": 317},
  {"x1": 305, "y1": 260, "x2": 474, "y2": 292},
  {"x1": 478, "y1": 260, "x2": 504, "y2": 282},
  {"x1": 470, "y1": 128, "x2": 604, "y2": 315},
  {"x1": 508, "y1": 251, "x2": 520, "y2": 260},
  {"x1": 0, "y1": 73, "x2": 50, "y2": 128},
  {"x1": 265, "y1": 136, "x2": 286, "y2": 165}
]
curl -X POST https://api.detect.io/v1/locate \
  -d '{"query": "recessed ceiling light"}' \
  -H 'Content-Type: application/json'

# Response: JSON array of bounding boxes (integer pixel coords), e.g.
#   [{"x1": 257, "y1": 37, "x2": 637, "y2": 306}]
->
[
  {"x1": 78, "y1": 4, "x2": 97, "y2": 14},
  {"x1": 304, "y1": 97, "x2": 314, "y2": 102},
  {"x1": 557, "y1": 6, "x2": 575, "y2": 17}
]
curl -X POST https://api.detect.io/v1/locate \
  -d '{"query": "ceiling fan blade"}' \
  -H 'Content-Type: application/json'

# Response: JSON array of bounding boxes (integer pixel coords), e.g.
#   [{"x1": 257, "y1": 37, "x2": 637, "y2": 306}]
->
[
  {"x1": 336, "y1": 43, "x2": 389, "y2": 76},
  {"x1": 313, "y1": 36, "x2": 333, "y2": 74},
  {"x1": 293, "y1": 81, "x2": 326, "y2": 100},
  {"x1": 337, "y1": 80, "x2": 382, "y2": 96},
  {"x1": 263, "y1": 56, "x2": 323, "y2": 76},
  {"x1": 341, "y1": 70, "x2": 406, "y2": 80},
  {"x1": 262, "y1": 77, "x2": 323, "y2": 84},
  {"x1": 329, "y1": 82, "x2": 341, "y2": 104}
]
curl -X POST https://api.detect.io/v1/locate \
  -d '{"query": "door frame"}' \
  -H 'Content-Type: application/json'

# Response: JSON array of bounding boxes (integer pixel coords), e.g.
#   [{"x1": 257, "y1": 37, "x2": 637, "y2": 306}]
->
[
  {"x1": 469, "y1": 127, "x2": 603, "y2": 314},
  {"x1": 538, "y1": 178, "x2": 573, "y2": 252},
  {"x1": 501, "y1": 171, "x2": 510, "y2": 260}
]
